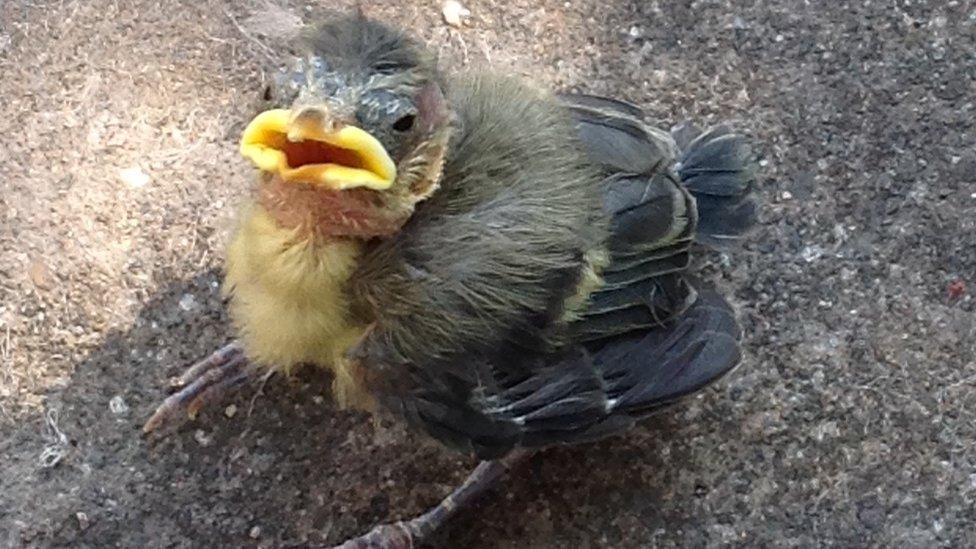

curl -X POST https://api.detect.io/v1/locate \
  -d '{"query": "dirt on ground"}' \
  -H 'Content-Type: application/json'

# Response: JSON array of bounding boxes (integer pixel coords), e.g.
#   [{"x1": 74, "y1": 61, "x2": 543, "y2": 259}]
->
[{"x1": 1, "y1": 0, "x2": 974, "y2": 547}]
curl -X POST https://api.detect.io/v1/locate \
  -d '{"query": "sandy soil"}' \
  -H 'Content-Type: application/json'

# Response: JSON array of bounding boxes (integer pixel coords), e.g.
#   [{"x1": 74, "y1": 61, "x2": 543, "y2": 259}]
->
[{"x1": 1, "y1": 0, "x2": 974, "y2": 547}]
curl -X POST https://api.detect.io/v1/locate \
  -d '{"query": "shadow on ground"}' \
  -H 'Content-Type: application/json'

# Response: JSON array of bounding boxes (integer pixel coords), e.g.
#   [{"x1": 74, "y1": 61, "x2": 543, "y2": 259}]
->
[{"x1": 4, "y1": 268, "x2": 710, "y2": 548}]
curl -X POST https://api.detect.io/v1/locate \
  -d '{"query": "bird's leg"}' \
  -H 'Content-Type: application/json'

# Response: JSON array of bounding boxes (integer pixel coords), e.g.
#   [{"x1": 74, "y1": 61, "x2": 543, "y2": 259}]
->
[
  {"x1": 333, "y1": 450, "x2": 531, "y2": 549},
  {"x1": 143, "y1": 341, "x2": 254, "y2": 435}
]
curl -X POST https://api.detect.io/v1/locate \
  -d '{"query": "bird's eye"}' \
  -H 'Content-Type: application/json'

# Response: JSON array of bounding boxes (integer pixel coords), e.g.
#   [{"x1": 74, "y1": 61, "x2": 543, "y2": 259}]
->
[
  {"x1": 373, "y1": 61, "x2": 405, "y2": 75},
  {"x1": 392, "y1": 114, "x2": 415, "y2": 132}
]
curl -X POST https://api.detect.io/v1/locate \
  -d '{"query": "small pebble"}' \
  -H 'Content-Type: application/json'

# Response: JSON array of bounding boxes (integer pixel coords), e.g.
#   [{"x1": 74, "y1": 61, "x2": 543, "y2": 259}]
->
[
  {"x1": 118, "y1": 166, "x2": 150, "y2": 188},
  {"x1": 109, "y1": 395, "x2": 129, "y2": 415},
  {"x1": 947, "y1": 279, "x2": 966, "y2": 299},
  {"x1": 178, "y1": 293, "x2": 197, "y2": 312},
  {"x1": 76, "y1": 512, "x2": 90, "y2": 531},
  {"x1": 28, "y1": 259, "x2": 52, "y2": 289},
  {"x1": 224, "y1": 404, "x2": 238, "y2": 418},
  {"x1": 194, "y1": 429, "x2": 212, "y2": 447},
  {"x1": 250, "y1": 526, "x2": 262, "y2": 539},
  {"x1": 442, "y1": 1, "x2": 470, "y2": 27},
  {"x1": 801, "y1": 245, "x2": 824, "y2": 263}
]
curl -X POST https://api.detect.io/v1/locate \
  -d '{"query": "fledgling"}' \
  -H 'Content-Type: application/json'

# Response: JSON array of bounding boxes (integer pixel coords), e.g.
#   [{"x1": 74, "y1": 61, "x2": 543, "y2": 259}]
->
[{"x1": 145, "y1": 13, "x2": 759, "y2": 548}]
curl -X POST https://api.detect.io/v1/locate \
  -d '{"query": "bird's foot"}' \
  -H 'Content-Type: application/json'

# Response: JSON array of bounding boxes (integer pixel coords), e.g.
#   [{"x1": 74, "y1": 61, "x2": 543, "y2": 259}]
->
[
  {"x1": 332, "y1": 522, "x2": 415, "y2": 549},
  {"x1": 330, "y1": 451, "x2": 530, "y2": 549},
  {"x1": 143, "y1": 342, "x2": 252, "y2": 435}
]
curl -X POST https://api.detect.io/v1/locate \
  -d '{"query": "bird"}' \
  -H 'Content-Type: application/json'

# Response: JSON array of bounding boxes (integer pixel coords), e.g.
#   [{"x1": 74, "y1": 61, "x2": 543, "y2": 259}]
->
[{"x1": 144, "y1": 12, "x2": 759, "y2": 548}]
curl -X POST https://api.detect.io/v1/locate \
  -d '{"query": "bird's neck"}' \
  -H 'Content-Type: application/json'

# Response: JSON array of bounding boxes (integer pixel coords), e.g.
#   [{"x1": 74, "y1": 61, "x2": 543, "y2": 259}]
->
[{"x1": 256, "y1": 176, "x2": 412, "y2": 240}]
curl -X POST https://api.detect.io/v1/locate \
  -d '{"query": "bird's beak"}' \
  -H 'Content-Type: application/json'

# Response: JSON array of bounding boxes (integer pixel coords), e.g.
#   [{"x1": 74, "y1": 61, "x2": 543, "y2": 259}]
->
[{"x1": 239, "y1": 107, "x2": 397, "y2": 191}]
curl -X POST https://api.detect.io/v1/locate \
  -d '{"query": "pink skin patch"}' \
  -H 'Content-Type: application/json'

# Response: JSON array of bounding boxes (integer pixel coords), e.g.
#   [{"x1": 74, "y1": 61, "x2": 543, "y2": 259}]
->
[
  {"x1": 258, "y1": 176, "x2": 408, "y2": 239},
  {"x1": 415, "y1": 82, "x2": 449, "y2": 134}
]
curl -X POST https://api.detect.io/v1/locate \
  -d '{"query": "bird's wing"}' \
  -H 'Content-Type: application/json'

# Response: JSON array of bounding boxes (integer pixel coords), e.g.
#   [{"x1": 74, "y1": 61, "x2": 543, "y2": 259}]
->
[
  {"x1": 557, "y1": 92, "x2": 699, "y2": 342},
  {"x1": 573, "y1": 171, "x2": 699, "y2": 342},
  {"x1": 381, "y1": 290, "x2": 741, "y2": 458},
  {"x1": 555, "y1": 92, "x2": 677, "y2": 175}
]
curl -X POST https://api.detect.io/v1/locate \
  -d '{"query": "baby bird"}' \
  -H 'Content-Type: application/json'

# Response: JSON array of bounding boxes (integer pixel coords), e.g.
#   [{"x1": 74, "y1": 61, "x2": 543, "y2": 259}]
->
[{"x1": 145, "y1": 13, "x2": 759, "y2": 548}]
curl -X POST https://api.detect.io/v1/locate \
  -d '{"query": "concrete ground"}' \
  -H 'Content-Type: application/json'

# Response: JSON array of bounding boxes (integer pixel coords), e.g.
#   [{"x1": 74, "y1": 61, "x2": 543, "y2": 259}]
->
[{"x1": 1, "y1": 0, "x2": 974, "y2": 547}]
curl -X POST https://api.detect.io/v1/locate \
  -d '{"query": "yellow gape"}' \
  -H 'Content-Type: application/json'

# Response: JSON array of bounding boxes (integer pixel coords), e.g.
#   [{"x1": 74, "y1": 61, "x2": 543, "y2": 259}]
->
[{"x1": 239, "y1": 108, "x2": 396, "y2": 190}]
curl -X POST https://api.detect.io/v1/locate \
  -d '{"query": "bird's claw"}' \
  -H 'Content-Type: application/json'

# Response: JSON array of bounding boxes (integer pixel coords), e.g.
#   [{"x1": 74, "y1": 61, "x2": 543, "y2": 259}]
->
[
  {"x1": 143, "y1": 342, "x2": 251, "y2": 435},
  {"x1": 332, "y1": 521, "x2": 415, "y2": 549}
]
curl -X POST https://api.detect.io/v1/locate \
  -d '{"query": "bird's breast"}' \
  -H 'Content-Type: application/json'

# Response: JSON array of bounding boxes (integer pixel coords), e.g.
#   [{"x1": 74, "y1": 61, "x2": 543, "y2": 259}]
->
[{"x1": 223, "y1": 205, "x2": 371, "y2": 405}]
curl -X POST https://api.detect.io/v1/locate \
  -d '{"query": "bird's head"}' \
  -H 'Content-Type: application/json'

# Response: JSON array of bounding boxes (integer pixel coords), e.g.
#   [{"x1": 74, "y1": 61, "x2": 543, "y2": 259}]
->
[{"x1": 240, "y1": 15, "x2": 451, "y2": 238}]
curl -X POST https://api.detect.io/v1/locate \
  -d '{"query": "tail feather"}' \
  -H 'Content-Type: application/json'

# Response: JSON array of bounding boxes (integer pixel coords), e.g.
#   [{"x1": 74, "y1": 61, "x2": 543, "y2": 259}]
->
[{"x1": 675, "y1": 124, "x2": 760, "y2": 249}]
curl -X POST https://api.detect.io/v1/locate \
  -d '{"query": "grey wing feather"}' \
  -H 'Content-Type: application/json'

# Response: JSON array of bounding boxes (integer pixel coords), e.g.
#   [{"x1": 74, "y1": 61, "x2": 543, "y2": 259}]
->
[
  {"x1": 675, "y1": 124, "x2": 760, "y2": 248},
  {"x1": 557, "y1": 92, "x2": 677, "y2": 175},
  {"x1": 390, "y1": 290, "x2": 741, "y2": 459},
  {"x1": 558, "y1": 93, "x2": 699, "y2": 342}
]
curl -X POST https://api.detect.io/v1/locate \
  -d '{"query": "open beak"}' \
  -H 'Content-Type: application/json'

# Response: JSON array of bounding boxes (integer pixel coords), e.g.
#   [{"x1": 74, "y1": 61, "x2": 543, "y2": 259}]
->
[{"x1": 239, "y1": 108, "x2": 397, "y2": 191}]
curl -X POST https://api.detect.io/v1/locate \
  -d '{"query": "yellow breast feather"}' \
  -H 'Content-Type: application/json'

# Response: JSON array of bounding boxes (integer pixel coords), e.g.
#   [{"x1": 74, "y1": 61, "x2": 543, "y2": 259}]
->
[{"x1": 223, "y1": 204, "x2": 372, "y2": 408}]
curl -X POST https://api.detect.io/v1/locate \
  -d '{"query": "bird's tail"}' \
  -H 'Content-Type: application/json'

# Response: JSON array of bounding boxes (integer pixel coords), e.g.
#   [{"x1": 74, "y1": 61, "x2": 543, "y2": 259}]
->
[{"x1": 674, "y1": 124, "x2": 760, "y2": 250}]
